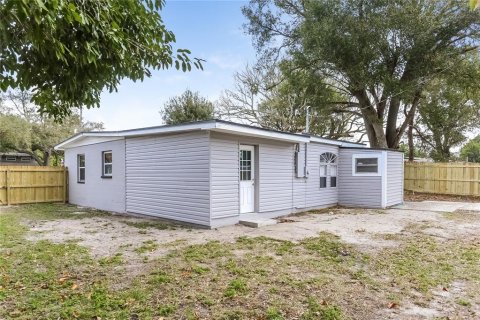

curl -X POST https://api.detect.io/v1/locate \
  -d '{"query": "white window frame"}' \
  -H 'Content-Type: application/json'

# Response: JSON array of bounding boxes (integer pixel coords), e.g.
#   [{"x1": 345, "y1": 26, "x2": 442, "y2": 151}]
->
[
  {"x1": 77, "y1": 154, "x2": 85, "y2": 183},
  {"x1": 319, "y1": 152, "x2": 338, "y2": 189},
  {"x1": 5, "y1": 156, "x2": 16, "y2": 162},
  {"x1": 20, "y1": 156, "x2": 31, "y2": 162},
  {"x1": 352, "y1": 154, "x2": 382, "y2": 177},
  {"x1": 102, "y1": 151, "x2": 113, "y2": 177}
]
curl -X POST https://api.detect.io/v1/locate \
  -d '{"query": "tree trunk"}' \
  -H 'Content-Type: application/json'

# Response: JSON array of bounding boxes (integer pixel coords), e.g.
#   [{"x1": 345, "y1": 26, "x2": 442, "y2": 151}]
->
[
  {"x1": 354, "y1": 89, "x2": 388, "y2": 148},
  {"x1": 43, "y1": 150, "x2": 50, "y2": 166},
  {"x1": 386, "y1": 97, "x2": 401, "y2": 148},
  {"x1": 408, "y1": 116, "x2": 414, "y2": 162}
]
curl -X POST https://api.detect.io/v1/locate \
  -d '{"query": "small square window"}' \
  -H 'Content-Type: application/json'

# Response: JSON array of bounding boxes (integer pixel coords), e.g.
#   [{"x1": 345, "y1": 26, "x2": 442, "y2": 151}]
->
[{"x1": 355, "y1": 158, "x2": 378, "y2": 173}]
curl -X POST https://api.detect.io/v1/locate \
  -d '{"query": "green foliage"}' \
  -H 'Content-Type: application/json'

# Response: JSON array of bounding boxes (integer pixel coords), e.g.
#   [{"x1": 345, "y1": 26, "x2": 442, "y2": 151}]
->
[
  {"x1": 160, "y1": 89, "x2": 215, "y2": 125},
  {"x1": 0, "y1": 90, "x2": 103, "y2": 165},
  {"x1": 460, "y1": 135, "x2": 480, "y2": 162},
  {"x1": 243, "y1": 0, "x2": 480, "y2": 148},
  {"x1": 224, "y1": 278, "x2": 248, "y2": 297},
  {"x1": 414, "y1": 61, "x2": 480, "y2": 162},
  {"x1": 0, "y1": 0, "x2": 202, "y2": 119}
]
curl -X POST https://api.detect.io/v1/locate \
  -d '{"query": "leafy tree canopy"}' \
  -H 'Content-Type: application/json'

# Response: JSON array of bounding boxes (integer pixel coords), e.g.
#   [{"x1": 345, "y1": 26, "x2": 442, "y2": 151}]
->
[
  {"x1": 0, "y1": 0, "x2": 203, "y2": 119},
  {"x1": 0, "y1": 90, "x2": 103, "y2": 165},
  {"x1": 243, "y1": 0, "x2": 480, "y2": 148},
  {"x1": 460, "y1": 135, "x2": 480, "y2": 162},
  {"x1": 160, "y1": 89, "x2": 215, "y2": 125},
  {"x1": 414, "y1": 59, "x2": 480, "y2": 161}
]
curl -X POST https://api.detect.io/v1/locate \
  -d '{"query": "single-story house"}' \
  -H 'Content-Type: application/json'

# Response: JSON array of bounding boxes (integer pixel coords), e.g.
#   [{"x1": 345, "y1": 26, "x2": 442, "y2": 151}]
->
[
  {"x1": 55, "y1": 119, "x2": 404, "y2": 228},
  {"x1": 0, "y1": 152, "x2": 37, "y2": 166}
]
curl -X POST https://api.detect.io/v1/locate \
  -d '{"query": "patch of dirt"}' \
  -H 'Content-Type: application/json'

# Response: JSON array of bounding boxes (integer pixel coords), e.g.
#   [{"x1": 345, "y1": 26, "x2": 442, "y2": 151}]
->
[
  {"x1": 405, "y1": 190, "x2": 480, "y2": 203},
  {"x1": 22, "y1": 201, "x2": 480, "y2": 319}
]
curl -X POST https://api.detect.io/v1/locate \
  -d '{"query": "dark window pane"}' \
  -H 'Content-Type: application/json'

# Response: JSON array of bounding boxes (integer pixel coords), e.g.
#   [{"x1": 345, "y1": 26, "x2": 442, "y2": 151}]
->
[
  {"x1": 331, "y1": 177, "x2": 337, "y2": 188},
  {"x1": 104, "y1": 152, "x2": 112, "y2": 164},
  {"x1": 320, "y1": 177, "x2": 327, "y2": 188},
  {"x1": 104, "y1": 164, "x2": 112, "y2": 175},
  {"x1": 79, "y1": 155, "x2": 85, "y2": 167},
  {"x1": 79, "y1": 168, "x2": 85, "y2": 181}
]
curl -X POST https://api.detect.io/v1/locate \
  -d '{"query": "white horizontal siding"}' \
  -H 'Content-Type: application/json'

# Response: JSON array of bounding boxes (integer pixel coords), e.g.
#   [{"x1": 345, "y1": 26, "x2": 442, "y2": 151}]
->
[
  {"x1": 210, "y1": 136, "x2": 239, "y2": 219},
  {"x1": 209, "y1": 132, "x2": 296, "y2": 220},
  {"x1": 258, "y1": 143, "x2": 294, "y2": 212},
  {"x1": 65, "y1": 140, "x2": 126, "y2": 212},
  {"x1": 125, "y1": 131, "x2": 211, "y2": 226},
  {"x1": 386, "y1": 152, "x2": 404, "y2": 206},
  {"x1": 305, "y1": 143, "x2": 339, "y2": 208},
  {"x1": 338, "y1": 148, "x2": 382, "y2": 207}
]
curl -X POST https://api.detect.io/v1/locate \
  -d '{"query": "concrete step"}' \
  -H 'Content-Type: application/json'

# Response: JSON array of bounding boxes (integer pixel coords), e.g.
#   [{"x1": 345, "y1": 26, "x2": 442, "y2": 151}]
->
[{"x1": 239, "y1": 216, "x2": 277, "y2": 228}]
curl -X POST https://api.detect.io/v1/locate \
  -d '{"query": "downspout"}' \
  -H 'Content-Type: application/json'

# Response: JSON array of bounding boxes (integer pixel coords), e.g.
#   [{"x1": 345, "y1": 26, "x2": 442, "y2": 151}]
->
[
  {"x1": 304, "y1": 105, "x2": 310, "y2": 178},
  {"x1": 304, "y1": 106, "x2": 310, "y2": 208}
]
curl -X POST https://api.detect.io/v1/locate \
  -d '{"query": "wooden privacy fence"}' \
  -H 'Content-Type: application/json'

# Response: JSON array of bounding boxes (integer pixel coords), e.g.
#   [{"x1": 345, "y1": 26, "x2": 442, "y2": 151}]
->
[
  {"x1": 404, "y1": 162, "x2": 480, "y2": 196},
  {"x1": 0, "y1": 166, "x2": 68, "y2": 205}
]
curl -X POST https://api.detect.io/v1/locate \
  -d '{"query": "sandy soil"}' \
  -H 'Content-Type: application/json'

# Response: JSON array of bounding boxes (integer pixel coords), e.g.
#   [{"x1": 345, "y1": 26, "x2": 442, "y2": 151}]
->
[{"x1": 24, "y1": 201, "x2": 480, "y2": 319}]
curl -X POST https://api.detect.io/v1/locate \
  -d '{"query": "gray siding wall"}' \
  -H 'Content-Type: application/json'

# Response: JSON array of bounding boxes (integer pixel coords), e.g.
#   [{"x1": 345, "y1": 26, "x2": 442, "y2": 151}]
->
[
  {"x1": 293, "y1": 143, "x2": 340, "y2": 209},
  {"x1": 210, "y1": 133, "x2": 341, "y2": 225},
  {"x1": 209, "y1": 132, "x2": 295, "y2": 222},
  {"x1": 338, "y1": 148, "x2": 383, "y2": 207},
  {"x1": 65, "y1": 140, "x2": 126, "y2": 212},
  {"x1": 305, "y1": 143, "x2": 339, "y2": 208},
  {"x1": 386, "y1": 152, "x2": 404, "y2": 206},
  {"x1": 210, "y1": 135, "x2": 239, "y2": 220},
  {"x1": 125, "y1": 131, "x2": 210, "y2": 226}
]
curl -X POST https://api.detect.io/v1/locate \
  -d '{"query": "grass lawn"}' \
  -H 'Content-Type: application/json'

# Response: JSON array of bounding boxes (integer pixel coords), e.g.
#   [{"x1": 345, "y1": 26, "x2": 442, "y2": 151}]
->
[{"x1": 1, "y1": 204, "x2": 479, "y2": 319}]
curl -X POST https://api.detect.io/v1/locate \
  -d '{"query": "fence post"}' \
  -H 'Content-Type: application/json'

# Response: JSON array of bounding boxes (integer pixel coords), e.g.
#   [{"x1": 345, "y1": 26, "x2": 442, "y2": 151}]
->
[
  {"x1": 63, "y1": 167, "x2": 67, "y2": 204},
  {"x1": 6, "y1": 169, "x2": 10, "y2": 205}
]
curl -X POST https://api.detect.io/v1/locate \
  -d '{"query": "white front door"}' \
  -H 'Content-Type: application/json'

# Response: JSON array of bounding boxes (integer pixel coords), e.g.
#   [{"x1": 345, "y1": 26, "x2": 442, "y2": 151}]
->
[{"x1": 239, "y1": 145, "x2": 255, "y2": 213}]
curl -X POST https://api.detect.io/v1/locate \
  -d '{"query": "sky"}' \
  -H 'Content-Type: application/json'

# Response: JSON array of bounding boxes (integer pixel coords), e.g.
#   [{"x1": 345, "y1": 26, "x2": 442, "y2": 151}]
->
[{"x1": 83, "y1": 0, "x2": 256, "y2": 131}]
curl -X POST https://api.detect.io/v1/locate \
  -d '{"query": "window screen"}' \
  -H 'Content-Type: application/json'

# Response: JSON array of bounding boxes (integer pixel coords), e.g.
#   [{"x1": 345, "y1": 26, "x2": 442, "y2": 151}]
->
[{"x1": 355, "y1": 158, "x2": 378, "y2": 173}]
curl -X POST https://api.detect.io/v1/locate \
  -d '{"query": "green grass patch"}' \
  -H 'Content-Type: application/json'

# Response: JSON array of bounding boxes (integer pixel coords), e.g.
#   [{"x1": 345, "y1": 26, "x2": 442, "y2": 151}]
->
[
  {"x1": 134, "y1": 240, "x2": 159, "y2": 254},
  {"x1": 224, "y1": 278, "x2": 248, "y2": 297},
  {"x1": 122, "y1": 220, "x2": 177, "y2": 230},
  {"x1": 2, "y1": 203, "x2": 480, "y2": 319}
]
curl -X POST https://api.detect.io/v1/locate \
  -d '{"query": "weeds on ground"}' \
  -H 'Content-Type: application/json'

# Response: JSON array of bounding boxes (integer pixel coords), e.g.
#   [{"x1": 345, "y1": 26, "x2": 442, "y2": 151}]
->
[
  {"x1": 122, "y1": 220, "x2": 178, "y2": 230},
  {"x1": 2, "y1": 203, "x2": 480, "y2": 319}
]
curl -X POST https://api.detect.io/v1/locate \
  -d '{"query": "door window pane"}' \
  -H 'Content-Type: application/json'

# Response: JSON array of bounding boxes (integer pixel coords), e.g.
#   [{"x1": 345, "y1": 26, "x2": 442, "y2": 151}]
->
[{"x1": 240, "y1": 149, "x2": 252, "y2": 181}]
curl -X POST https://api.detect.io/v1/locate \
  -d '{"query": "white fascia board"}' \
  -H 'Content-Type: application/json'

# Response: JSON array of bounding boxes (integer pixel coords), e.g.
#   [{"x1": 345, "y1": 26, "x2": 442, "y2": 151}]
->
[
  {"x1": 309, "y1": 136, "x2": 366, "y2": 148},
  {"x1": 55, "y1": 122, "x2": 216, "y2": 150},
  {"x1": 309, "y1": 136, "x2": 343, "y2": 146},
  {"x1": 121, "y1": 121, "x2": 216, "y2": 137},
  {"x1": 213, "y1": 122, "x2": 310, "y2": 143},
  {"x1": 55, "y1": 136, "x2": 124, "y2": 150},
  {"x1": 340, "y1": 142, "x2": 366, "y2": 148}
]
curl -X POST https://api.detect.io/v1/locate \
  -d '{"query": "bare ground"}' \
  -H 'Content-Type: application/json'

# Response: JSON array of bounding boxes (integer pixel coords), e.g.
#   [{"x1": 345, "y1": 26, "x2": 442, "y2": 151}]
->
[
  {"x1": 3, "y1": 201, "x2": 480, "y2": 319},
  {"x1": 22, "y1": 201, "x2": 480, "y2": 319}
]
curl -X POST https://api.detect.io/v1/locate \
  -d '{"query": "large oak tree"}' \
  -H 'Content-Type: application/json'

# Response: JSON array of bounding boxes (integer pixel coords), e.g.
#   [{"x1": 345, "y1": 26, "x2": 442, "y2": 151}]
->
[{"x1": 243, "y1": 0, "x2": 480, "y2": 148}]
